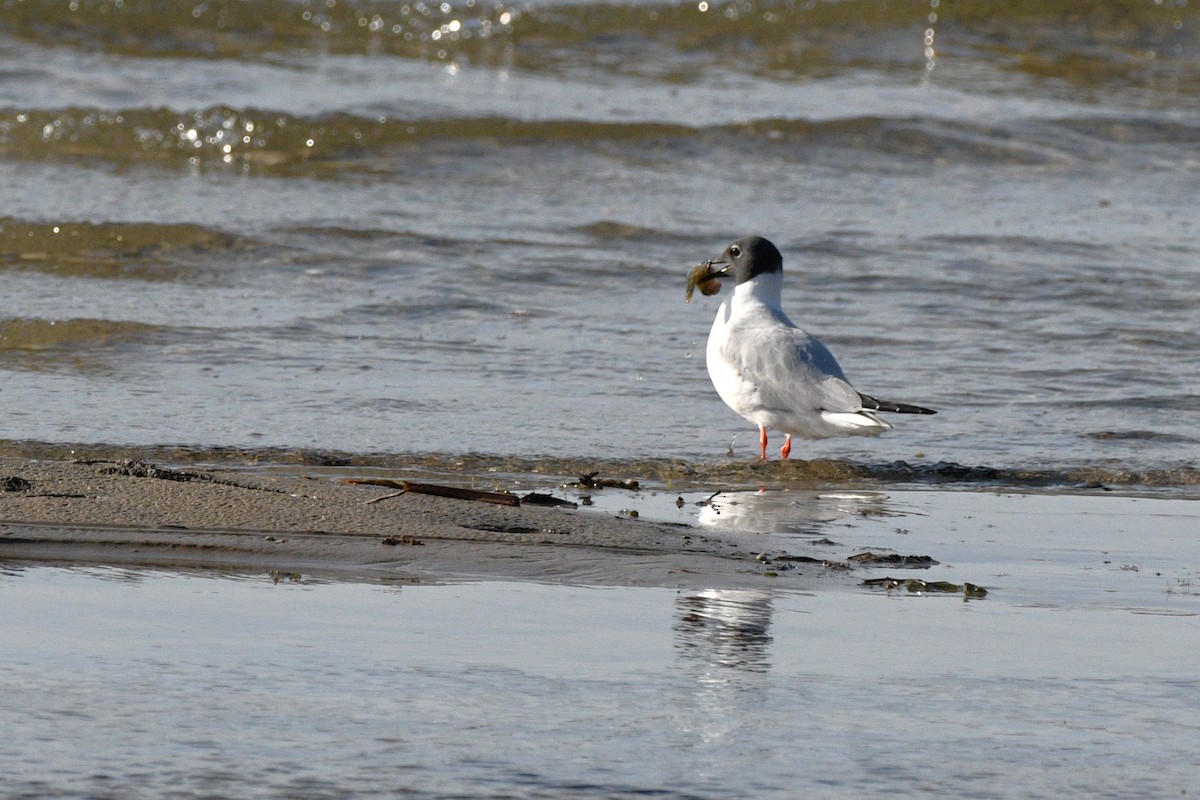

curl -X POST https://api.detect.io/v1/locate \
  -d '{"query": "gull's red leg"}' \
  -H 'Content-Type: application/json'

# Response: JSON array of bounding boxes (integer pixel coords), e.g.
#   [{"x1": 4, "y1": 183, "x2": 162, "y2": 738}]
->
[
  {"x1": 780, "y1": 434, "x2": 792, "y2": 460},
  {"x1": 759, "y1": 427, "x2": 768, "y2": 461}
]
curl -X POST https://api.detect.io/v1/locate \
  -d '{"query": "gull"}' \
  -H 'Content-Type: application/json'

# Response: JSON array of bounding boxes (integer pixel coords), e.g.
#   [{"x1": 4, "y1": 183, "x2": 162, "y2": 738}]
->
[{"x1": 695, "y1": 235, "x2": 935, "y2": 461}]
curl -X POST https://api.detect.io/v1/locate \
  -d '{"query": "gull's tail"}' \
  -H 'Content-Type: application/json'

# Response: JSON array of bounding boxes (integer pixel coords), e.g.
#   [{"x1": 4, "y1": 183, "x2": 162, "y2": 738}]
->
[{"x1": 859, "y1": 393, "x2": 937, "y2": 415}]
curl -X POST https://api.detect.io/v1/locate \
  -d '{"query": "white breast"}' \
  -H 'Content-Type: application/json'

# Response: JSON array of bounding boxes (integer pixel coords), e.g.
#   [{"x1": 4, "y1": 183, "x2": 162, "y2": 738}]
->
[{"x1": 705, "y1": 275, "x2": 889, "y2": 440}]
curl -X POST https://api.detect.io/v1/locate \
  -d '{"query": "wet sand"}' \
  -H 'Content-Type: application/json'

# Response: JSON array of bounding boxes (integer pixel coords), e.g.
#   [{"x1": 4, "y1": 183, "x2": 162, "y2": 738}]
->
[
  {"x1": 0, "y1": 456, "x2": 853, "y2": 589},
  {"x1": 5, "y1": 454, "x2": 1198, "y2": 605}
]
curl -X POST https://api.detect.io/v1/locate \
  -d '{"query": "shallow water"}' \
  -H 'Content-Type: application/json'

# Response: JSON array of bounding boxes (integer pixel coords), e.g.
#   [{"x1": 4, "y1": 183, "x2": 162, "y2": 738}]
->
[
  {"x1": 0, "y1": 1, "x2": 1197, "y2": 482},
  {"x1": 3, "y1": 566, "x2": 1197, "y2": 798},
  {"x1": 4, "y1": 488, "x2": 1200, "y2": 797}
]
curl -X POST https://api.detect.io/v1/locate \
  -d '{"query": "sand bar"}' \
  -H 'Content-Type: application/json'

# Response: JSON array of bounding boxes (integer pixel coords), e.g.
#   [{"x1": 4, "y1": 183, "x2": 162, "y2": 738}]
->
[{"x1": 0, "y1": 456, "x2": 857, "y2": 589}]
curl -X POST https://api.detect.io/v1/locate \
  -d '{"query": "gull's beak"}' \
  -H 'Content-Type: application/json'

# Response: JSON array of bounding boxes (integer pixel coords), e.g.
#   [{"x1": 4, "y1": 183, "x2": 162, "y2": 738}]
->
[{"x1": 701, "y1": 259, "x2": 731, "y2": 280}]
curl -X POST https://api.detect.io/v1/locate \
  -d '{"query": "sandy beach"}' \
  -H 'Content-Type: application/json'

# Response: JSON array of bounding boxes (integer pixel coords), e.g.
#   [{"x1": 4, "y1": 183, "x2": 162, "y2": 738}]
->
[{"x1": 0, "y1": 455, "x2": 862, "y2": 589}]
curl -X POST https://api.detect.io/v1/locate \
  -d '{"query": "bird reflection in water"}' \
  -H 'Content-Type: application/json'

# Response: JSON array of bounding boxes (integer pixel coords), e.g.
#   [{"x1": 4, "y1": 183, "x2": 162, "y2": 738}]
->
[
  {"x1": 674, "y1": 589, "x2": 774, "y2": 673},
  {"x1": 697, "y1": 489, "x2": 893, "y2": 537}
]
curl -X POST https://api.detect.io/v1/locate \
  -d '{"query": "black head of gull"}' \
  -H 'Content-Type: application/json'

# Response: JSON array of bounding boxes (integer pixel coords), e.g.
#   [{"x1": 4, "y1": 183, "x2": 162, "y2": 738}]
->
[{"x1": 704, "y1": 236, "x2": 783, "y2": 285}]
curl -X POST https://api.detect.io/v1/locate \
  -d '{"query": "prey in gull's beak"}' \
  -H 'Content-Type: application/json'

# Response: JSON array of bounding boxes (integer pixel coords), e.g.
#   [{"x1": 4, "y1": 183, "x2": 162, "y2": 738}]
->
[
  {"x1": 702, "y1": 259, "x2": 732, "y2": 280},
  {"x1": 685, "y1": 259, "x2": 730, "y2": 302}
]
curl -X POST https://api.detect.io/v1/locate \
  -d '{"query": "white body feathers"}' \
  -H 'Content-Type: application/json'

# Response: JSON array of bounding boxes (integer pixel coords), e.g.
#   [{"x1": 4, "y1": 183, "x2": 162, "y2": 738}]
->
[{"x1": 706, "y1": 272, "x2": 889, "y2": 441}]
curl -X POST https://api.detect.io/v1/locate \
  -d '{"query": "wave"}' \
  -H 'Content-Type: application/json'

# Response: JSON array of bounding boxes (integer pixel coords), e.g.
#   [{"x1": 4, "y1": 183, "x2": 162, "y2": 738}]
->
[
  {"x1": 0, "y1": 0, "x2": 520, "y2": 60},
  {"x1": 0, "y1": 107, "x2": 671, "y2": 172},
  {"x1": 1, "y1": 106, "x2": 1194, "y2": 173},
  {"x1": 2, "y1": 0, "x2": 1195, "y2": 90}
]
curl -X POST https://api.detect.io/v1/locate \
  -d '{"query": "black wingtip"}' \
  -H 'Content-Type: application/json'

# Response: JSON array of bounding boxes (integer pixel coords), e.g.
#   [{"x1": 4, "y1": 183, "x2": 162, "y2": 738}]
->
[{"x1": 859, "y1": 393, "x2": 937, "y2": 415}]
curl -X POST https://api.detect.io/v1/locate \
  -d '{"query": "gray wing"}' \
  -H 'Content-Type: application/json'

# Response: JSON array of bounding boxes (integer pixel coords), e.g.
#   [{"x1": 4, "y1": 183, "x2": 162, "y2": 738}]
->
[{"x1": 727, "y1": 324, "x2": 864, "y2": 415}]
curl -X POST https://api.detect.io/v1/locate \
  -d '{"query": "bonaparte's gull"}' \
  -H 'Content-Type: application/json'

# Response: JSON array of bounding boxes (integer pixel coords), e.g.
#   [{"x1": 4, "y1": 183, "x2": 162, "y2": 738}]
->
[{"x1": 695, "y1": 236, "x2": 935, "y2": 461}]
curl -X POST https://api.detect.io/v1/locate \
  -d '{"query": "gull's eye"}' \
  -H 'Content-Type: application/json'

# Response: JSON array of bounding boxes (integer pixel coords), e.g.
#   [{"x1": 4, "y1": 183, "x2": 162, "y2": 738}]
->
[{"x1": 729, "y1": 245, "x2": 741, "y2": 258}]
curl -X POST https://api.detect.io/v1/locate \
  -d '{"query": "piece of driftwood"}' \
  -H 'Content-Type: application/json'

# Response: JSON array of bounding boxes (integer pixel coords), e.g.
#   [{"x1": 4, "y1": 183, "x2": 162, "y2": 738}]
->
[{"x1": 345, "y1": 478, "x2": 521, "y2": 507}]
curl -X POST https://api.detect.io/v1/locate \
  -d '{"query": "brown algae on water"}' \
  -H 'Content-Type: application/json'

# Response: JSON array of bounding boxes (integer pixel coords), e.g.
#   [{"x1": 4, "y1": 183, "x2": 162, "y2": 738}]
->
[
  {"x1": 0, "y1": 218, "x2": 254, "y2": 281},
  {"x1": 863, "y1": 577, "x2": 989, "y2": 598},
  {"x1": 0, "y1": 318, "x2": 165, "y2": 372},
  {"x1": 2, "y1": 442, "x2": 1199, "y2": 495}
]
